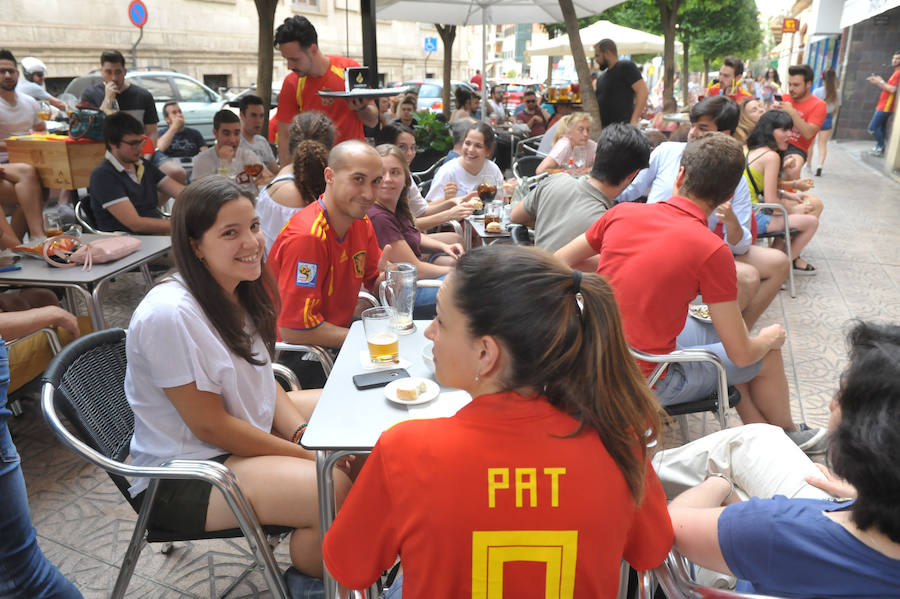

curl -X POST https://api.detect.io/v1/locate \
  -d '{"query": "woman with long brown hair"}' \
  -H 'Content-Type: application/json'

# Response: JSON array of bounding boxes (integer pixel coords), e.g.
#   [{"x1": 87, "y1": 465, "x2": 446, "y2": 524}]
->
[
  {"x1": 125, "y1": 176, "x2": 346, "y2": 595},
  {"x1": 323, "y1": 245, "x2": 673, "y2": 596},
  {"x1": 810, "y1": 67, "x2": 840, "y2": 176}
]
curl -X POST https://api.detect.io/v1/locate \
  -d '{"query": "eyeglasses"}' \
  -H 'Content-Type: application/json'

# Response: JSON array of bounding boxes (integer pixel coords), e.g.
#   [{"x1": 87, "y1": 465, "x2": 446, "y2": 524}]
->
[
  {"x1": 398, "y1": 143, "x2": 417, "y2": 153},
  {"x1": 525, "y1": 100, "x2": 537, "y2": 104},
  {"x1": 120, "y1": 136, "x2": 147, "y2": 147}
]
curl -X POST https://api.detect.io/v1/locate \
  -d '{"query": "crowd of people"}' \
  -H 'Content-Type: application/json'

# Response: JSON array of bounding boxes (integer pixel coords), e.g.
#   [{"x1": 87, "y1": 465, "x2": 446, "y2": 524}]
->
[{"x1": 1, "y1": 16, "x2": 899, "y2": 599}]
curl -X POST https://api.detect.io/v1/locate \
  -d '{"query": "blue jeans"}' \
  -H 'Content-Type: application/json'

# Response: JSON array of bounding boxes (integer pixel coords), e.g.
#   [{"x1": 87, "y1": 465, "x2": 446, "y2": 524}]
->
[
  {"x1": 868, "y1": 110, "x2": 891, "y2": 149},
  {"x1": 0, "y1": 345, "x2": 83, "y2": 599},
  {"x1": 412, "y1": 275, "x2": 445, "y2": 320}
]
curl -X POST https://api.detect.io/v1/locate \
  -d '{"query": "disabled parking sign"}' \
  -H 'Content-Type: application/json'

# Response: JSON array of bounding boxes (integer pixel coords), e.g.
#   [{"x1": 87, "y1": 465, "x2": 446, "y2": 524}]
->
[{"x1": 424, "y1": 37, "x2": 438, "y2": 53}]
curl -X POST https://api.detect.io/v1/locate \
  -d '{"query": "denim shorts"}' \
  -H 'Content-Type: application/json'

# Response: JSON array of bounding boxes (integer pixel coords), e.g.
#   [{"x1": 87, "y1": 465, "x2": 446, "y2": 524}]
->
[
  {"x1": 755, "y1": 210, "x2": 772, "y2": 235},
  {"x1": 821, "y1": 113, "x2": 833, "y2": 131}
]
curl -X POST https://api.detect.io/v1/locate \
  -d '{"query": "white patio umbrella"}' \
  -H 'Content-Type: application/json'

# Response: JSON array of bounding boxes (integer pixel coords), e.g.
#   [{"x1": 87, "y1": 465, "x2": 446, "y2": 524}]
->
[
  {"x1": 376, "y1": 0, "x2": 627, "y2": 118},
  {"x1": 525, "y1": 20, "x2": 683, "y2": 58}
]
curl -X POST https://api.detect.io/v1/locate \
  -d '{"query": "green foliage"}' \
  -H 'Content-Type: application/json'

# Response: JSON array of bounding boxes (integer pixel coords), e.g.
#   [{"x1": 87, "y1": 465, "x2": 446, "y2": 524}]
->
[
  {"x1": 413, "y1": 111, "x2": 453, "y2": 153},
  {"x1": 691, "y1": 0, "x2": 762, "y2": 61}
]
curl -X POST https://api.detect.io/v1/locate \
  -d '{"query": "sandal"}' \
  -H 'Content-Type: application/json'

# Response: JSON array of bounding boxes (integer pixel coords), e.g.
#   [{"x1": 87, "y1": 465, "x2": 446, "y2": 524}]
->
[{"x1": 793, "y1": 258, "x2": 817, "y2": 275}]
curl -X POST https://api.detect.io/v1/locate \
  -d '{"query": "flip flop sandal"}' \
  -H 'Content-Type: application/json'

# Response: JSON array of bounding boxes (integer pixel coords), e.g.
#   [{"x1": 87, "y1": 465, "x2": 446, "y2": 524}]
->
[{"x1": 793, "y1": 258, "x2": 817, "y2": 275}]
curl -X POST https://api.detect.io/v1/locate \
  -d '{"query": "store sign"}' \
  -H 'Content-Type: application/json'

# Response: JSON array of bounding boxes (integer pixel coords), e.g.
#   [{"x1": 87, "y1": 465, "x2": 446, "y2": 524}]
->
[{"x1": 782, "y1": 18, "x2": 799, "y2": 33}]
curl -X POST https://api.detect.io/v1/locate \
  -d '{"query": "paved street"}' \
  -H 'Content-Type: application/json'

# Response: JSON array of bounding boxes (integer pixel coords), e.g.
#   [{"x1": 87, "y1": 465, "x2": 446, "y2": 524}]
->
[{"x1": 7, "y1": 139, "x2": 900, "y2": 597}]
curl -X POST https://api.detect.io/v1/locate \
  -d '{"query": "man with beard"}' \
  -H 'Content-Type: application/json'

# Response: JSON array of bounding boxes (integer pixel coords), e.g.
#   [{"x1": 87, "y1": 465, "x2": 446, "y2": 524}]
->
[
  {"x1": 191, "y1": 110, "x2": 269, "y2": 196},
  {"x1": 593, "y1": 38, "x2": 649, "y2": 127},
  {"x1": 272, "y1": 15, "x2": 379, "y2": 166}
]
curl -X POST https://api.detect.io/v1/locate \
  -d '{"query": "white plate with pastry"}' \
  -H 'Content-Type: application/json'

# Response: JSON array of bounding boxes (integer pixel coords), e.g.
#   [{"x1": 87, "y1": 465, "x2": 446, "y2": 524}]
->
[{"x1": 384, "y1": 377, "x2": 440, "y2": 406}]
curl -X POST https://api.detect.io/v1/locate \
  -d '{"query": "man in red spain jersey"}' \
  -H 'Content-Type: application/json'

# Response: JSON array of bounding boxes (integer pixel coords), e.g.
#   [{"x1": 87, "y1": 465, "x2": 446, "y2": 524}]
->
[
  {"x1": 273, "y1": 16, "x2": 380, "y2": 166},
  {"x1": 706, "y1": 56, "x2": 753, "y2": 104},
  {"x1": 776, "y1": 64, "x2": 826, "y2": 179},
  {"x1": 866, "y1": 49, "x2": 900, "y2": 156},
  {"x1": 268, "y1": 140, "x2": 391, "y2": 349}
]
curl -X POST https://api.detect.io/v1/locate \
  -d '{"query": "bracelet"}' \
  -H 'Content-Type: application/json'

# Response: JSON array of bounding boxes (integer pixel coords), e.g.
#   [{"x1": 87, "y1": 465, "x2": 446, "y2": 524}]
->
[
  {"x1": 706, "y1": 472, "x2": 735, "y2": 502},
  {"x1": 291, "y1": 423, "x2": 308, "y2": 444}
]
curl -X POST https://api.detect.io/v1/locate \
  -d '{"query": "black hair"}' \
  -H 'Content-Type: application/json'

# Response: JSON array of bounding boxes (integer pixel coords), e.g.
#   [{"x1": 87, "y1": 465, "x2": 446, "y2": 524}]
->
[
  {"x1": 595, "y1": 38, "x2": 617, "y2": 55},
  {"x1": 722, "y1": 55, "x2": 744, "y2": 77},
  {"x1": 274, "y1": 15, "x2": 318, "y2": 49},
  {"x1": 830, "y1": 321, "x2": 900, "y2": 543},
  {"x1": 689, "y1": 95, "x2": 739, "y2": 136},
  {"x1": 162, "y1": 101, "x2": 179, "y2": 119},
  {"x1": 100, "y1": 50, "x2": 126, "y2": 67},
  {"x1": 170, "y1": 176, "x2": 279, "y2": 365},
  {"x1": 679, "y1": 133, "x2": 745, "y2": 207},
  {"x1": 746, "y1": 110, "x2": 794, "y2": 153},
  {"x1": 375, "y1": 122, "x2": 415, "y2": 146},
  {"x1": 765, "y1": 68, "x2": 781, "y2": 85},
  {"x1": 213, "y1": 109, "x2": 240, "y2": 130},
  {"x1": 591, "y1": 123, "x2": 651, "y2": 186},
  {"x1": 399, "y1": 94, "x2": 416, "y2": 108},
  {"x1": 454, "y1": 86, "x2": 475, "y2": 109},
  {"x1": 451, "y1": 245, "x2": 661, "y2": 502},
  {"x1": 0, "y1": 49, "x2": 17, "y2": 66},
  {"x1": 464, "y1": 121, "x2": 496, "y2": 152},
  {"x1": 102, "y1": 111, "x2": 144, "y2": 147},
  {"x1": 238, "y1": 94, "x2": 265, "y2": 115},
  {"x1": 788, "y1": 64, "x2": 813, "y2": 83}
]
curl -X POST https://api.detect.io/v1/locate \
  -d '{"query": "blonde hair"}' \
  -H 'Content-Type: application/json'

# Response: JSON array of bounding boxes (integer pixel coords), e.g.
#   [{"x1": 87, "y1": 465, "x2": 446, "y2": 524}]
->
[
  {"x1": 553, "y1": 113, "x2": 593, "y2": 144},
  {"x1": 733, "y1": 98, "x2": 760, "y2": 144}
]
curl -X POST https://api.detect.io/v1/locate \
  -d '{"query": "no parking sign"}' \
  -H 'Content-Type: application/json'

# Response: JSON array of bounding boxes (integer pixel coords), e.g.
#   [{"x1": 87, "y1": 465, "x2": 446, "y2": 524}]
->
[{"x1": 128, "y1": 0, "x2": 148, "y2": 28}]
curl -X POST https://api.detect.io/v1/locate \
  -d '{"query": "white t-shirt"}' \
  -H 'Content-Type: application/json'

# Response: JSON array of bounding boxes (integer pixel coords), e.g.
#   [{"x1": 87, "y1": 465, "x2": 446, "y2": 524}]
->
[
  {"x1": 0, "y1": 90, "x2": 41, "y2": 162},
  {"x1": 256, "y1": 174, "x2": 301, "y2": 252},
  {"x1": 125, "y1": 276, "x2": 276, "y2": 496},
  {"x1": 424, "y1": 157, "x2": 503, "y2": 203},
  {"x1": 547, "y1": 137, "x2": 598, "y2": 170},
  {"x1": 191, "y1": 145, "x2": 262, "y2": 196},
  {"x1": 408, "y1": 176, "x2": 427, "y2": 217},
  {"x1": 240, "y1": 133, "x2": 277, "y2": 167}
]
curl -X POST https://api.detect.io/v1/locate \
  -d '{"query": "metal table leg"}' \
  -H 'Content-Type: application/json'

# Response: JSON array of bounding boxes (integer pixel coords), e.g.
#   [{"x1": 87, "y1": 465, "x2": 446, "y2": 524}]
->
[{"x1": 317, "y1": 449, "x2": 361, "y2": 599}]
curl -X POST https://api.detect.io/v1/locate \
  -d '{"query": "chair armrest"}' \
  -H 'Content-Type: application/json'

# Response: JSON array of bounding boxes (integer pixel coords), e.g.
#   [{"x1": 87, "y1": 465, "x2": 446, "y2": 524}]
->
[
  {"x1": 755, "y1": 202, "x2": 788, "y2": 220},
  {"x1": 628, "y1": 347, "x2": 728, "y2": 406},
  {"x1": 274, "y1": 342, "x2": 335, "y2": 377},
  {"x1": 416, "y1": 279, "x2": 442, "y2": 289},
  {"x1": 653, "y1": 549, "x2": 782, "y2": 598},
  {"x1": 6, "y1": 327, "x2": 62, "y2": 354},
  {"x1": 272, "y1": 362, "x2": 301, "y2": 391},
  {"x1": 358, "y1": 290, "x2": 379, "y2": 309}
]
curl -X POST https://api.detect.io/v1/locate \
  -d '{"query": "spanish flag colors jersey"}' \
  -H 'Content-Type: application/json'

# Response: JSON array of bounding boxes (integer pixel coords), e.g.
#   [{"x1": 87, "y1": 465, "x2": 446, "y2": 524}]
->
[
  {"x1": 324, "y1": 391, "x2": 673, "y2": 597},
  {"x1": 275, "y1": 55, "x2": 365, "y2": 144},
  {"x1": 268, "y1": 198, "x2": 380, "y2": 334},
  {"x1": 706, "y1": 82, "x2": 754, "y2": 103}
]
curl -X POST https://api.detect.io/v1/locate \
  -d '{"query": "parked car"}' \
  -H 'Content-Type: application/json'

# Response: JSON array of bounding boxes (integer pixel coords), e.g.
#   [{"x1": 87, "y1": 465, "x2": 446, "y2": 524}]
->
[
  {"x1": 394, "y1": 79, "x2": 476, "y2": 113},
  {"x1": 497, "y1": 79, "x2": 546, "y2": 113},
  {"x1": 64, "y1": 70, "x2": 224, "y2": 143}
]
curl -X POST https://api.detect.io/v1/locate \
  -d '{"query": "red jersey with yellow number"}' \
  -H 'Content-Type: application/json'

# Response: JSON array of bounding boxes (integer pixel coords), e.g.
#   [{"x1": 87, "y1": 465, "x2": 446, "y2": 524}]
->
[
  {"x1": 323, "y1": 391, "x2": 673, "y2": 596},
  {"x1": 781, "y1": 93, "x2": 827, "y2": 153},
  {"x1": 275, "y1": 56, "x2": 364, "y2": 144},
  {"x1": 876, "y1": 68, "x2": 900, "y2": 113},
  {"x1": 706, "y1": 82, "x2": 754, "y2": 104},
  {"x1": 268, "y1": 198, "x2": 380, "y2": 334}
]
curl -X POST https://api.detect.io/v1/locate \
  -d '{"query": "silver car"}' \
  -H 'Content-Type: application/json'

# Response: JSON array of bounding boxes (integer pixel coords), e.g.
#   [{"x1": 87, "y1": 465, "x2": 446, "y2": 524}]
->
[{"x1": 64, "y1": 70, "x2": 224, "y2": 143}]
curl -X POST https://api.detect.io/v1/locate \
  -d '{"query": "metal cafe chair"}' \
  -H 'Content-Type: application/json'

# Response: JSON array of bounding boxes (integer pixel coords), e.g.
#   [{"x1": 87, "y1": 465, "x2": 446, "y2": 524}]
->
[
  {"x1": 647, "y1": 549, "x2": 784, "y2": 598},
  {"x1": 754, "y1": 202, "x2": 797, "y2": 298},
  {"x1": 41, "y1": 328, "x2": 291, "y2": 599},
  {"x1": 630, "y1": 347, "x2": 740, "y2": 443}
]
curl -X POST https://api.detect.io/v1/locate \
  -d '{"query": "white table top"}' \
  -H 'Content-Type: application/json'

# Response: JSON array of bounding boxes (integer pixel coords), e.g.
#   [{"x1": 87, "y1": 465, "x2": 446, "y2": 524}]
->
[
  {"x1": 301, "y1": 320, "x2": 470, "y2": 451},
  {"x1": 0, "y1": 234, "x2": 171, "y2": 285}
]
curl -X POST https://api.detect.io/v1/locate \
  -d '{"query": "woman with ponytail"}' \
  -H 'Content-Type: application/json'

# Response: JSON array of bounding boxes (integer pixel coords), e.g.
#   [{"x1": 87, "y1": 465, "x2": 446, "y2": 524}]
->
[{"x1": 322, "y1": 245, "x2": 673, "y2": 596}]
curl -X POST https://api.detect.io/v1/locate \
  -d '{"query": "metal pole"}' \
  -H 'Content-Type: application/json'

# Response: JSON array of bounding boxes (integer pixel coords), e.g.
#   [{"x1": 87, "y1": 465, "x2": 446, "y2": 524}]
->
[
  {"x1": 130, "y1": 26, "x2": 144, "y2": 69},
  {"x1": 481, "y1": 8, "x2": 488, "y2": 122},
  {"x1": 361, "y1": 0, "x2": 378, "y2": 87}
]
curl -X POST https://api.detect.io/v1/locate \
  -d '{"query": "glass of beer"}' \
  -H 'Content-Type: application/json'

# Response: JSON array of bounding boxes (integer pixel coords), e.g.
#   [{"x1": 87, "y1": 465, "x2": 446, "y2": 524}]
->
[
  {"x1": 243, "y1": 163, "x2": 263, "y2": 178},
  {"x1": 483, "y1": 201, "x2": 501, "y2": 226},
  {"x1": 38, "y1": 101, "x2": 52, "y2": 121},
  {"x1": 362, "y1": 307, "x2": 400, "y2": 364}
]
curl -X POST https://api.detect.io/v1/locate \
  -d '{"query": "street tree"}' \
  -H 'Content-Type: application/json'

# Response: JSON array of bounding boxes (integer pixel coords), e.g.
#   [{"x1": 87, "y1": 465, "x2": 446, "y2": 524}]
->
[
  {"x1": 255, "y1": 0, "x2": 277, "y2": 134},
  {"x1": 558, "y1": 0, "x2": 601, "y2": 131},
  {"x1": 694, "y1": 0, "x2": 762, "y2": 86},
  {"x1": 435, "y1": 25, "x2": 456, "y2": 119}
]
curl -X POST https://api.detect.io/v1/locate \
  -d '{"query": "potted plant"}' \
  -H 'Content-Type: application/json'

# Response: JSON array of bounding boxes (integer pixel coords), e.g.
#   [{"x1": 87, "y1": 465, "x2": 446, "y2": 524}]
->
[{"x1": 410, "y1": 111, "x2": 452, "y2": 172}]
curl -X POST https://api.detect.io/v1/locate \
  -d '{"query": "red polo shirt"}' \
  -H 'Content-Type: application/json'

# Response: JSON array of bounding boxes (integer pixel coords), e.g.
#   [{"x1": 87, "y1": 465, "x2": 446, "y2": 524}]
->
[{"x1": 584, "y1": 196, "x2": 736, "y2": 376}]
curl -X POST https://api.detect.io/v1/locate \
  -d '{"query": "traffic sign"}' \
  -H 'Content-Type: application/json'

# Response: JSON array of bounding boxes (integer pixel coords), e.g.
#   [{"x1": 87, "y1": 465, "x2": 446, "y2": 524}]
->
[
  {"x1": 424, "y1": 37, "x2": 438, "y2": 53},
  {"x1": 128, "y1": 0, "x2": 148, "y2": 28}
]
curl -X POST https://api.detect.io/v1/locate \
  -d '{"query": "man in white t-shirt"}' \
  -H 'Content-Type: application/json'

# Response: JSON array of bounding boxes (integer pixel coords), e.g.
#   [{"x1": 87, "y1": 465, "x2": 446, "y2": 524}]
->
[
  {"x1": 238, "y1": 94, "x2": 278, "y2": 173},
  {"x1": 192, "y1": 110, "x2": 271, "y2": 196},
  {"x1": 0, "y1": 49, "x2": 49, "y2": 247}
]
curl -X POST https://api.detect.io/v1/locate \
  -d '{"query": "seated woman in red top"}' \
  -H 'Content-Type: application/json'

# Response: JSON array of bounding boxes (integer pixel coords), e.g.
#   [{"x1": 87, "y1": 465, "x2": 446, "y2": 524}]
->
[
  {"x1": 367, "y1": 144, "x2": 464, "y2": 310},
  {"x1": 323, "y1": 245, "x2": 673, "y2": 597}
]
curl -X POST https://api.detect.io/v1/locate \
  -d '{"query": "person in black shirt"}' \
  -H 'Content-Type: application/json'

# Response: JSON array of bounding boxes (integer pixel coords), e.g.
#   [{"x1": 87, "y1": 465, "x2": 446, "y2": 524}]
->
[
  {"x1": 593, "y1": 39, "x2": 649, "y2": 127},
  {"x1": 81, "y1": 50, "x2": 158, "y2": 142}
]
